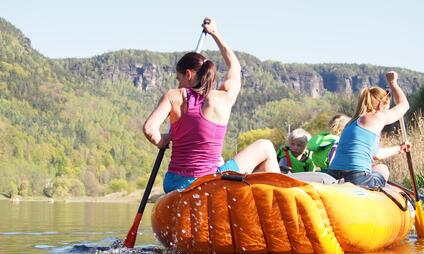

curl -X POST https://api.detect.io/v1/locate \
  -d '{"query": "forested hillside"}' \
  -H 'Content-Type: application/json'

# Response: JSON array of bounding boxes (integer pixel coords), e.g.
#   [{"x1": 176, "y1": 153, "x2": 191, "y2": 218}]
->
[{"x1": 1, "y1": 17, "x2": 423, "y2": 197}]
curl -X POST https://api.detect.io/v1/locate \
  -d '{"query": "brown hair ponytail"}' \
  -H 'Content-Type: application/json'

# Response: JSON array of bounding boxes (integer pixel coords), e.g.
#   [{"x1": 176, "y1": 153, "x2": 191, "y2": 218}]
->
[
  {"x1": 176, "y1": 52, "x2": 217, "y2": 96},
  {"x1": 193, "y1": 60, "x2": 216, "y2": 96}
]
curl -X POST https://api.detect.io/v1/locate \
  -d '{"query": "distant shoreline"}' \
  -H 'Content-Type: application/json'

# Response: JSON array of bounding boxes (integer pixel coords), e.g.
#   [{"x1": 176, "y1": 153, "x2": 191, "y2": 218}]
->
[{"x1": 0, "y1": 187, "x2": 164, "y2": 204}]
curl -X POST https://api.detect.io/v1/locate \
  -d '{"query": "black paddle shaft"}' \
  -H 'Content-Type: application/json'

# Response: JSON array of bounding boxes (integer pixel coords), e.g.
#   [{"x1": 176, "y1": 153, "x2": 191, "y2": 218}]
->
[{"x1": 137, "y1": 148, "x2": 166, "y2": 214}]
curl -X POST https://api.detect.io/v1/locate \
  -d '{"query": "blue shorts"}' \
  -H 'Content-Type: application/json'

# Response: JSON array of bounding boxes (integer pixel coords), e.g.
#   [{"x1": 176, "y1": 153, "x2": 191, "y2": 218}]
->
[
  {"x1": 163, "y1": 159, "x2": 240, "y2": 193},
  {"x1": 328, "y1": 169, "x2": 386, "y2": 188},
  {"x1": 216, "y1": 159, "x2": 240, "y2": 172}
]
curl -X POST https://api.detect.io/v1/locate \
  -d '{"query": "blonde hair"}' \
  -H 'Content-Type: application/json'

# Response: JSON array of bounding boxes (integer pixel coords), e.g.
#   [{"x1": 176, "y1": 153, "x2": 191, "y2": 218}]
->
[
  {"x1": 348, "y1": 87, "x2": 390, "y2": 125},
  {"x1": 288, "y1": 128, "x2": 311, "y2": 144},
  {"x1": 328, "y1": 114, "x2": 351, "y2": 135}
]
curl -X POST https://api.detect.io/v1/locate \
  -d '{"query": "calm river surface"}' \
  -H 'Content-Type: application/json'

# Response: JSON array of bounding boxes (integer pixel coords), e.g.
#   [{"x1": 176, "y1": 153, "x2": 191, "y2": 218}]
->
[
  {"x1": 1, "y1": 199, "x2": 424, "y2": 253},
  {"x1": 0, "y1": 200, "x2": 158, "y2": 253}
]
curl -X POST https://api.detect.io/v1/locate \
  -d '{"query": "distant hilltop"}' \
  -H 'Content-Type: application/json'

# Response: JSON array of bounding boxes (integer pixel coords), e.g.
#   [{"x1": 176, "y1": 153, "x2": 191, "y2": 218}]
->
[{"x1": 1, "y1": 16, "x2": 423, "y2": 100}]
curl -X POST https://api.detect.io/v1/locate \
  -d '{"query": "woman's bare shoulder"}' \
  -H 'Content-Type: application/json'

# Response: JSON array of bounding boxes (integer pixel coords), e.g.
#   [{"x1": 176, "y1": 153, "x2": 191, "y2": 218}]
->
[
  {"x1": 164, "y1": 88, "x2": 186, "y2": 104},
  {"x1": 206, "y1": 89, "x2": 233, "y2": 102},
  {"x1": 165, "y1": 88, "x2": 186, "y2": 97},
  {"x1": 360, "y1": 112, "x2": 386, "y2": 132},
  {"x1": 166, "y1": 88, "x2": 184, "y2": 95}
]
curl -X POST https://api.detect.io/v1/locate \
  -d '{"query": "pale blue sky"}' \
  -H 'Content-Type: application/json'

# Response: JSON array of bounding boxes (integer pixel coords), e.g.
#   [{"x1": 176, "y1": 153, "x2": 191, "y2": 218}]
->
[{"x1": 1, "y1": 0, "x2": 423, "y2": 72}]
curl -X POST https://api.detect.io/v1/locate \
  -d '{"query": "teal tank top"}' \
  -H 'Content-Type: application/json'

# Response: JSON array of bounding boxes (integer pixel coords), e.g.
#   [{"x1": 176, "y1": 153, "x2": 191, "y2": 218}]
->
[{"x1": 329, "y1": 119, "x2": 379, "y2": 172}]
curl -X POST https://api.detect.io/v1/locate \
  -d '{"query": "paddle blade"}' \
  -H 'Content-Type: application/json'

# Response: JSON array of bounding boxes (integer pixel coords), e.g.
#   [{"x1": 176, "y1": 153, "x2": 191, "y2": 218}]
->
[
  {"x1": 123, "y1": 213, "x2": 142, "y2": 248},
  {"x1": 415, "y1": 200, "x2": 424, "y2": 238}
]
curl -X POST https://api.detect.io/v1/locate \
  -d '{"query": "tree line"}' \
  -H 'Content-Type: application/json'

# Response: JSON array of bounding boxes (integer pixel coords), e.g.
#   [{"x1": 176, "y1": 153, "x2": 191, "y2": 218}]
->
[{"x1": 1, "y1": 16, "x2": 423, "y2": 198}]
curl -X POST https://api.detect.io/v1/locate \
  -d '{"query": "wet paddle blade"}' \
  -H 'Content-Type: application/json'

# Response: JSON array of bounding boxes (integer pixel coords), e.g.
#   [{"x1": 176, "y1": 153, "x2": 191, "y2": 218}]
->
[
  {"x1": 416, "y1": 200, "x2": 424, "y2": 238},
  {"x1": 123, "y1": 213, "x2": 142, "y2": 248}
]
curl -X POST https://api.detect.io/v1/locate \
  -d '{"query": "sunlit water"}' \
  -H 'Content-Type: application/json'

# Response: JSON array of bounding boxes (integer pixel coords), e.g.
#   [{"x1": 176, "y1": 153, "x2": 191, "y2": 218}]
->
[
  {"x1": 0, "y1": 200, "x2": 159, "y2": 253},
  {"x1": 1, "y1": 199, "x2": 424, "y2": 253}
]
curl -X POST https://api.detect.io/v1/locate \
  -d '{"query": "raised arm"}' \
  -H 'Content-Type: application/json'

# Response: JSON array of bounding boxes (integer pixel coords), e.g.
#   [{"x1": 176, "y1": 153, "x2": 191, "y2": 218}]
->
[
  {"x1": 380, "y1": 71, "x2": 410, "y2": 125},
  {"x1": 202, "y1": 17, "x2": 241, "y2": 103}
]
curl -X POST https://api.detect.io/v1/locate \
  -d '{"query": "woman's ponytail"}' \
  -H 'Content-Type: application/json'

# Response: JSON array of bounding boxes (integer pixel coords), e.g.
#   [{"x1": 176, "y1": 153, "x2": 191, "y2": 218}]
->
[
  {"x1": 193, "y1": 60, "x2": 216, "y2": 96},
  {"x1": 349, "y1": 86, "x2": 390, "y2": 125},
  {"x1": 349, "y1": 88, "x2": 368, "y2": 125},
  {"x1": 176, "y1": 52, "x2": 217, "y2": 96}
]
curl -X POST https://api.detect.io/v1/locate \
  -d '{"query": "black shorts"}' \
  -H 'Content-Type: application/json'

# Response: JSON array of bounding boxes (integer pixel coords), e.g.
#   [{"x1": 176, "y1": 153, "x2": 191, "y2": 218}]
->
[{"x1": 328, "y1": 170, "x2": 386, "y2": 188}]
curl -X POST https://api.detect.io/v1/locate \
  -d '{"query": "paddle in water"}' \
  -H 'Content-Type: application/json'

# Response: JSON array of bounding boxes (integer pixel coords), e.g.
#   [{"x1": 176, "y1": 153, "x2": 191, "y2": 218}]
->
[
  {"x1": 387, "y1": 71, "x2": 424, "y2": 237},
  {"x1": 398, "y1": 116, "x2": 424, "y2": 237},
  {"x1": 123, "y1": 28, "x2": 207, "y2": 249}
]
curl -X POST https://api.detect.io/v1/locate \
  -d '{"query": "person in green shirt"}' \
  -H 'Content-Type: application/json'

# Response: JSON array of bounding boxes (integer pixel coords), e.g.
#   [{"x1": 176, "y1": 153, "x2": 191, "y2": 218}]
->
[
  {"x1": 277, "y1": 128, "x2": 315, "y2": 173},
  {"x1": 307, "y1": 114, "x2": 351, "y2": 173}
]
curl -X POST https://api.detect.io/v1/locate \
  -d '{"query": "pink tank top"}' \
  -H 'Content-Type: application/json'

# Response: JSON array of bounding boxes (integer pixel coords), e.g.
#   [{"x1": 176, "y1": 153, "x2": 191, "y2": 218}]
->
[{"x1": 168, "y1": 88, "x2": 227, "y2": 177}]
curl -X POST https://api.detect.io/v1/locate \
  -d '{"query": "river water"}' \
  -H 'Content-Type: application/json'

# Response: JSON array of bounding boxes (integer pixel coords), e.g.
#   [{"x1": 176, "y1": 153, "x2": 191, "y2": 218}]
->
[{"x1": 1, "y1": 199, "x2": 424, "y2": 253}]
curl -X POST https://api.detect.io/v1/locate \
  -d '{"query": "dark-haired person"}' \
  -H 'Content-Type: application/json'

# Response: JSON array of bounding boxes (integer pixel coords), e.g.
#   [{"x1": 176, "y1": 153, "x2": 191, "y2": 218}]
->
[
  {"x1": 143, "y1": 17, "x2": 279, "y2": 193},
  {"x1": 328, "y1": 71, "x2": 412, "y2": 188}
]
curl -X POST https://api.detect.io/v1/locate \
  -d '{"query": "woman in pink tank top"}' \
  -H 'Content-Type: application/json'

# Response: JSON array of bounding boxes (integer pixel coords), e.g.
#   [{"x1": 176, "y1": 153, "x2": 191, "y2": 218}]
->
[{"x1": 144, "y1": 17, "x2": 280, "y2": 193}]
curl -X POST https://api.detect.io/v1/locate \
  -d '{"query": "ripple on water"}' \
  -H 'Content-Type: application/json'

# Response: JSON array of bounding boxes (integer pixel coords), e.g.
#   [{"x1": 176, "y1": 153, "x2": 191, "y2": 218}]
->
[
  {"x1": 42, "y1": 237, "x2": 168, "y2": 254},
  {"x1": 33, "y1": 244, "x2": 56, "y2": 249},
  {"x1": 0, "y1": 231, "x2": 59, "y2": 235}
]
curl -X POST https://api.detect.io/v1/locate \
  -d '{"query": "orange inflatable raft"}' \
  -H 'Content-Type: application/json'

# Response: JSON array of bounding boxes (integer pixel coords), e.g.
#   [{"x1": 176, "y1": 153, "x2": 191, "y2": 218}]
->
[{"x1": 151, "y1": 172, "x2": 414, "y2": 253}]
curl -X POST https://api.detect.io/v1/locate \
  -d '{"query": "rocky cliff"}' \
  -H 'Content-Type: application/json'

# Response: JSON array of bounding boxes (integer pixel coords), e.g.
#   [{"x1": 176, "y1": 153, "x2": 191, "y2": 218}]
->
[{"x1": 58, "y1": 50, "x2": 424, "y2": 99}]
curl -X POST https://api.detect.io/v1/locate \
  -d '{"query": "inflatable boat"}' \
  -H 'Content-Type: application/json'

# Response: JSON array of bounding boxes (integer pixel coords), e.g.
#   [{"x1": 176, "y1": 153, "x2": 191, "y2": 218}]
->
[{"x1": 151, "y1": 172, "x2": 414, "y2": 253}]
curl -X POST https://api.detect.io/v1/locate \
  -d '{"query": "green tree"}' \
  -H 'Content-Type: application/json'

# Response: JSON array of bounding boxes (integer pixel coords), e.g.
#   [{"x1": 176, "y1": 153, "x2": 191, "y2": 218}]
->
[
  {"x1": 109, "y1": 179, "x2": 129, "y2": 193},
  {"x1": 238, "y1": 128, "x2": 285, "y2": 152}
]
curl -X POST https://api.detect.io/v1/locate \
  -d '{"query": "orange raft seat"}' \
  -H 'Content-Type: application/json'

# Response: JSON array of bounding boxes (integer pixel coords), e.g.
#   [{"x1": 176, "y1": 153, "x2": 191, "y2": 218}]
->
[{"x1": 151, "y1": 172, "x2": 414, "y2": 253}]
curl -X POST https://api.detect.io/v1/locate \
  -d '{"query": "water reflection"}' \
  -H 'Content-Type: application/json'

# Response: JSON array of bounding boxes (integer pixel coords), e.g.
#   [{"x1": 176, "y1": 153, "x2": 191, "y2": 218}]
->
[
  {"x1": 0, "y1": 200, "x2": 158, "y2": 253},
  {"x1": 366, "y1": 236, "x2": 424, "y2": 253},
  {"x1": 0, "y1": 200, "x2": 423, "y2": 253}
]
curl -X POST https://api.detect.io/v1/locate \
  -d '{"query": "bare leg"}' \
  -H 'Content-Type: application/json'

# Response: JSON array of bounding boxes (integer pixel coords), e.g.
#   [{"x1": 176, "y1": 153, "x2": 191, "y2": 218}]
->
[
  {"x1": 233, "y1": 139, "x2": 280, "y2": 173},
  {"x1": 372, "y1": 163, "x2": 389, "y2": 181}
]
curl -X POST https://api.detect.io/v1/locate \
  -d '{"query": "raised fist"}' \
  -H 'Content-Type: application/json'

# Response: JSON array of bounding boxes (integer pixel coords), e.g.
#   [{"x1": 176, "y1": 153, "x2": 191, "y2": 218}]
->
[
  {"x1": 385, "y1": 71, "x2": 398, "y2": 84},
  {"x1": 202, "y1": 17, "x2": 217, "y2": 35}
]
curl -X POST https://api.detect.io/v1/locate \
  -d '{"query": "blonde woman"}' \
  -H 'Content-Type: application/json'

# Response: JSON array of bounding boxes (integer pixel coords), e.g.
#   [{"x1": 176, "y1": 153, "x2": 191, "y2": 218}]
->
[{"x1": 328, "y1": 71, "x2": 412, "y2": 188}]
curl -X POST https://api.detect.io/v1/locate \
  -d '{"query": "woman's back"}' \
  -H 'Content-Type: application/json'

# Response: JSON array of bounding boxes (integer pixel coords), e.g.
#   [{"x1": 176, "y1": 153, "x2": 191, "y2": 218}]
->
[
  {"x1": 329, "y1": 119, "x2": 379, "y2": 172},
  {"x1": 169, "y1": 88, "x2": 227, "y2": 177},
  {"x1": 168, "y1": 88, "x2": 235, "y2": 126}
]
